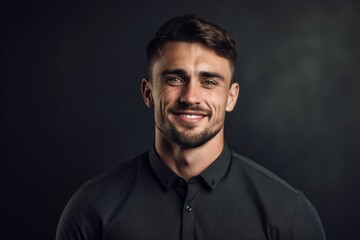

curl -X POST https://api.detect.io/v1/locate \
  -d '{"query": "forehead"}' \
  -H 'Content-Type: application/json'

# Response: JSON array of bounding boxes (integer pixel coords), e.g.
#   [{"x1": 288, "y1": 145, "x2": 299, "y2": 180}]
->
[{"x1": 151, "y1": 42, "x2": 232, "y2": 80}]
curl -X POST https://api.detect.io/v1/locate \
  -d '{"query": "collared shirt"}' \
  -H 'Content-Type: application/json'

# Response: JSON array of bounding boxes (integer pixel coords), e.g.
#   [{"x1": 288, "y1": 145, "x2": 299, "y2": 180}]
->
[{"x1": 56, "y1": 145, "x2": 325, "y2": 240}]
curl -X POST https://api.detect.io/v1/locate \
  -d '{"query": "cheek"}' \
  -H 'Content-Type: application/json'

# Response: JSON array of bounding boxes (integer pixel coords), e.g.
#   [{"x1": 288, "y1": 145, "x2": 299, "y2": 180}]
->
[
  {"x1": 206, "y1": 92, "x2": 229, "y2": 116},
  {"x1": 159, "y1": 87, "x2": 179, "y2": 104},
  {"x1": 154, "y1": 88, "x2": 179, "y2": 114}
]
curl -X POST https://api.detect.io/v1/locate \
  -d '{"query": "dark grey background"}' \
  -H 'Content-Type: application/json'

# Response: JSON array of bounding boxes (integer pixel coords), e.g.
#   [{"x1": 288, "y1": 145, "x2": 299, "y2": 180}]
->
[{"x1": 2, "y1": 0, "x2": 359, "y2": 239}]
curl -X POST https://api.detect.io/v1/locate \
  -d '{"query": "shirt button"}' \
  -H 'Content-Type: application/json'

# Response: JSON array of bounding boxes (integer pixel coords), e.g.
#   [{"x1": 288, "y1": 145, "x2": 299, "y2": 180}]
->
[
  {"x1": 185, "y1": 205, "x2": 193, "y2": 212},
  {"x1": 177, "y1": 178, "x2": 185, "y2": 186}
]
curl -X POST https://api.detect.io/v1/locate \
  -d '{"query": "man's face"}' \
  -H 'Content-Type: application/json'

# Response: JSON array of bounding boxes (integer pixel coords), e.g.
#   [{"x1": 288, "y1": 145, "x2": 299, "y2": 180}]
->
[{"x1": 142, "y1": 42, "x2": 239, "y2": 148}]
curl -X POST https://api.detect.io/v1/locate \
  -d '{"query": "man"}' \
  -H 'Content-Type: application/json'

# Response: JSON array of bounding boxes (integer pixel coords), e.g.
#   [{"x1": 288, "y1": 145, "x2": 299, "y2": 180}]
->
[{"x1": 56, "y1": 14, "x2": 325, "y2": 240}]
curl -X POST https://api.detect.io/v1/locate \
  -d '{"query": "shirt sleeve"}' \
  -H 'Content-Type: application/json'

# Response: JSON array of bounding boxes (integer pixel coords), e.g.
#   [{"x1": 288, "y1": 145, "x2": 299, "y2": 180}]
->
[
  {"x1": 289, "y1": 192, "x2": 326, "y2": 240},
  {"x1": 56, "y1": 183, "x2": 100, "y2": 240}
]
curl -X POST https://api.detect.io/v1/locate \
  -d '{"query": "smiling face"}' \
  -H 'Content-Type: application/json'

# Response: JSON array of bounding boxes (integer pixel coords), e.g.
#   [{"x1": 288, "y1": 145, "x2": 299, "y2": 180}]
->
[{"x1": 142, "y1": 42, "x2": 239, "y2": 148}]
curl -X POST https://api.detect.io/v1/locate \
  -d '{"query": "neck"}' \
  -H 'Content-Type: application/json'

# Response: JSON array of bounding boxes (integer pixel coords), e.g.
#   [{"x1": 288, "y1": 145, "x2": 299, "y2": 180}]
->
[{"x1": 154, "y1": 128, "x2": 225, "y2": 181}]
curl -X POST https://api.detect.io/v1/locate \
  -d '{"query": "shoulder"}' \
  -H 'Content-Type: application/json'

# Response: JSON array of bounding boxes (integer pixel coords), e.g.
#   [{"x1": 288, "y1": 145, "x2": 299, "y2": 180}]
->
[
  {"x1": 56, "y1": 152, "x2": 150, "y2": 238},
  {"x1": 229, "y1": 151, "x2": 301, "y2": 221},
  {"x1": 230, "y1": 151, "x2": 325, "y2": 238},
  {"x1": 230, "y1": 151, "x2": 298, "y2": 195},
  {"x1": 84, "y1": 151, "x2": 149, "y2": 195}
]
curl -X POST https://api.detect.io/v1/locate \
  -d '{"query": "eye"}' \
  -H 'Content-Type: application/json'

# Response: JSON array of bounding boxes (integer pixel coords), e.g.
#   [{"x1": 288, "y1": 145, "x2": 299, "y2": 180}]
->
[
  {"x1": 202, "y1": 79, "x2": 217, "y2": 86},
  {"x1": 166, "y1": 77, "x2": 184, "y2": 85}
]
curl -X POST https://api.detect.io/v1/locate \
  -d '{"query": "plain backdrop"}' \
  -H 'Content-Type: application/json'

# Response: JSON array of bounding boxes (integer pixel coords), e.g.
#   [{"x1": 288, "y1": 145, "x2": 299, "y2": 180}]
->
[{"x1": 1, "y1": 0, "x2": 360, "y2": 239}]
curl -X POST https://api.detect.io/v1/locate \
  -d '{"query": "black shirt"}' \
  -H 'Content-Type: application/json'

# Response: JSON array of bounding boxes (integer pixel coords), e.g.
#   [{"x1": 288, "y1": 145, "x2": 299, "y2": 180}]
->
[{"x1": 56, "y1": 145, "x2": 325, "y2": 240}]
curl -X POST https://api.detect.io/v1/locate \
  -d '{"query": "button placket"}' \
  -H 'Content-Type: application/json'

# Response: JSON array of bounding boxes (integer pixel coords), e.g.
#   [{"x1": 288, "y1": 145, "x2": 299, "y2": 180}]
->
[{"x1": 181, "y1": 178, "x2": 200, "y2": 240}]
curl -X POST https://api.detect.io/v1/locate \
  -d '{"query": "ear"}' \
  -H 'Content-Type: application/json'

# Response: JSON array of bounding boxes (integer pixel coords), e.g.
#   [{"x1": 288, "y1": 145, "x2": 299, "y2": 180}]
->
[
  {"x1": 141, "y1": 78, "x2": 154, "y2": 108},
  {"x1": 226, "y1": 82, "x2": 240, "y2": 112}
]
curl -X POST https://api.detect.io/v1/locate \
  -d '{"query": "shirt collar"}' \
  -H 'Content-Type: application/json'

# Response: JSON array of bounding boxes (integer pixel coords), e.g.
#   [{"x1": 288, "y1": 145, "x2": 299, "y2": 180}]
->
[
  {"x1": 148, "y1": 143, "x2": 232, "y2": 191},
  {"x1": 148, "y1": 147, "x2": 179, "y2": 191},
  {"x1": 199, "y1": 144, "x2": 231, "y2": 190}
]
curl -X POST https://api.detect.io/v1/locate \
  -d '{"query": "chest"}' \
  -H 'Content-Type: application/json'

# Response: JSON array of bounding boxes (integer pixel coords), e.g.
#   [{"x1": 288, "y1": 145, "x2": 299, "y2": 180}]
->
[{"x1": 100, "y1": 184, "x2": 284, "y2": 240}]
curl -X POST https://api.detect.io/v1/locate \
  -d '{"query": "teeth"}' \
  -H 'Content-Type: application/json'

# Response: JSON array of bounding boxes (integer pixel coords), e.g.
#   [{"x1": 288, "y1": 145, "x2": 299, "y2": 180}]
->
[{"x1": 181, "y1": 114, "x2": 202, "y2": 119}]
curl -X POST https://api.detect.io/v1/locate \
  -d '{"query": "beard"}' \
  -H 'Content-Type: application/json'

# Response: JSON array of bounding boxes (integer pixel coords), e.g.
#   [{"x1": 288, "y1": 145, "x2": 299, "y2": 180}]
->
[{"x1": 155, "y1": 106, "x2": 224, "y2": 148}]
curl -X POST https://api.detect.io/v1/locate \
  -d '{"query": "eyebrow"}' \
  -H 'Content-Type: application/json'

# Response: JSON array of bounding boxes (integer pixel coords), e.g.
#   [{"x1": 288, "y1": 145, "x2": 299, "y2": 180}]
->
[
  {"x1": 160, "y1": 69, "x2": 188, "y2": 78},
  {"x1": 199, "y1": 71, "x2": 225, "y2": 81},
  {"x1": 160, "y1": 69, "x2": 225, "y2": 81}
]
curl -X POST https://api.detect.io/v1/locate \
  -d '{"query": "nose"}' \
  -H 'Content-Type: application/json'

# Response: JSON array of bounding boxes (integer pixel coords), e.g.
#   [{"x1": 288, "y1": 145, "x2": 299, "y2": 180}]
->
[{"x1": 179, "y1": 81, "x2": 201, "y2": 106}]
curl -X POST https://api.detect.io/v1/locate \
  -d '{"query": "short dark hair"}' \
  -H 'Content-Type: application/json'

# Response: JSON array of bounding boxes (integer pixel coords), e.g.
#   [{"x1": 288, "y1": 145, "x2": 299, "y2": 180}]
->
[{"x1": 146, "y1": 14, "x2": 237, "y2": 79}]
